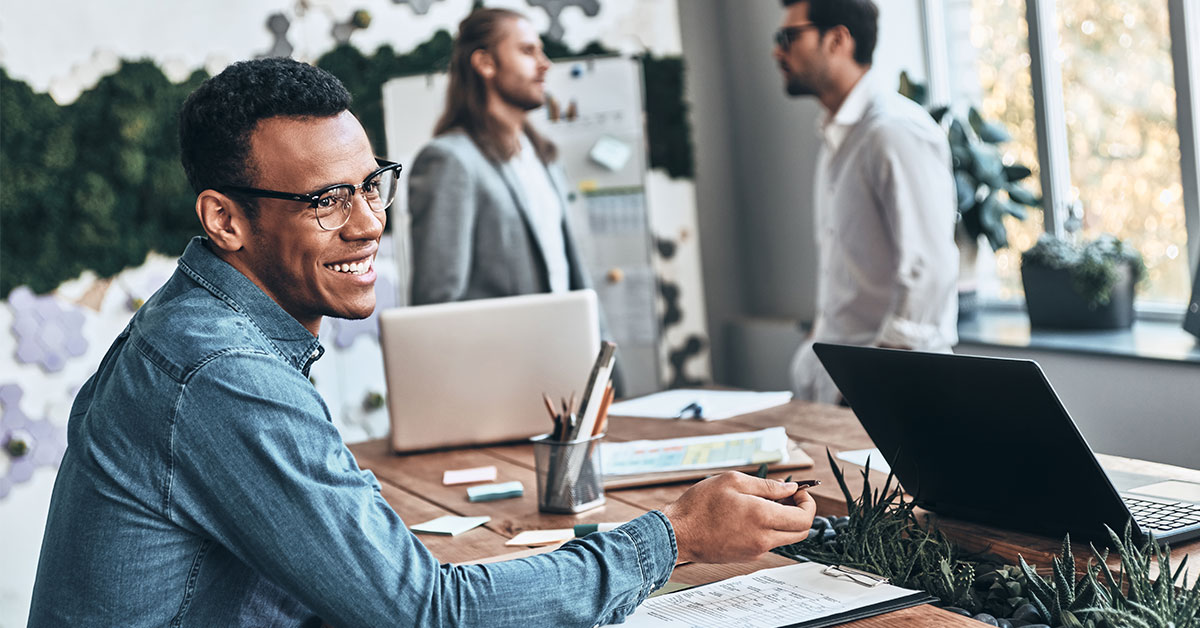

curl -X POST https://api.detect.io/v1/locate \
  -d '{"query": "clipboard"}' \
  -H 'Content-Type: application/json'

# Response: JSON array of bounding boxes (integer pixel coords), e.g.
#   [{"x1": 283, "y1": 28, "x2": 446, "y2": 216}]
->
[{"x1": 602, "y1": 439, "x2": 814, "y2": 490}]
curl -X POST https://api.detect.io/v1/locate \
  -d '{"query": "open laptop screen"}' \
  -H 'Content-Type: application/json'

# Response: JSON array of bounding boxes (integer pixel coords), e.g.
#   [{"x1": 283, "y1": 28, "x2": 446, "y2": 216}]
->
[{"x1": 812, "y1": 342, "x2": 1139, "y2": 544}]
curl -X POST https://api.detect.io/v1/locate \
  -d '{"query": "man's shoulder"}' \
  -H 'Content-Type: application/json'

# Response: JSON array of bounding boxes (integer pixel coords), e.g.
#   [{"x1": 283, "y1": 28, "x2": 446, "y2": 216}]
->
[
  {"x1": 131, "y1": 276, "x2": 283, "y2": 382},
  {"x1": 859, "y1": 91, "x2": 946, "y2": 144},
  {"x1": 417, "y1": 131, "x2": 488, "y2": 164}
]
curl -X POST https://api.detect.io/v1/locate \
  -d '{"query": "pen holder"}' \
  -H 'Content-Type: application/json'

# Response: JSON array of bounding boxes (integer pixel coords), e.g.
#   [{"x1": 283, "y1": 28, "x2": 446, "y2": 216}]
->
[{"x1": 532, "y1": 433, "x2": 606, "y2": 514}]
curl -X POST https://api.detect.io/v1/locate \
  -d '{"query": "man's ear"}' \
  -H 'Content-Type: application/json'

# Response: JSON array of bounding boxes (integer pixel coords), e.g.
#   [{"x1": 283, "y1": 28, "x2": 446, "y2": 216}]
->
[
  {"x1": 471, "y1": 48, "x2": 497, "y2": 80},
  {"x1": 826, "y1": 25, "x2": 855, "y2": 60},
  {"x1": 195, "y1": 190, "x2": 250, "y2": 253}
]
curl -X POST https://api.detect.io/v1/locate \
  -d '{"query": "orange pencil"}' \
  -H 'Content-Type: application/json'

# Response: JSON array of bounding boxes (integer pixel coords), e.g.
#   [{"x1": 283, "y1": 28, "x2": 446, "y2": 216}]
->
[
  {"x1": 542, "y1": 393, "x2": 558, "y2": 421},
  {"x1": 591, "y1": 383, "x2": 616, "y2": 437}
]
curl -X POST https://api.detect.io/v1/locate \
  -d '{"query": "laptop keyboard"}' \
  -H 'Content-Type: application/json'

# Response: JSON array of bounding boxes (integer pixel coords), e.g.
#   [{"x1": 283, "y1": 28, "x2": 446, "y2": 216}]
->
[{"x1": 1126, "y1": 497, "x2": 1200, "y2": 531}]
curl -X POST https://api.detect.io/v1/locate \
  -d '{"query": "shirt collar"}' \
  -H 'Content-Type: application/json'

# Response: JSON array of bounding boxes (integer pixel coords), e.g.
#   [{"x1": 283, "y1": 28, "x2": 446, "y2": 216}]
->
[
  {"x1": 176, "y1": 236, "x2": 324, "y2": 371},
  {"x1": 818, "y1": 70, "x2": 878, "y2": 153}
]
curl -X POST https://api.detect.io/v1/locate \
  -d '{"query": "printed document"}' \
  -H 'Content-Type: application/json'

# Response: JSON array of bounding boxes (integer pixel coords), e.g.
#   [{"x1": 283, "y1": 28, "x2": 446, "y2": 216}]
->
[
  {"x1": 613, "y1": 562, "x2": 926, "y2": 628},
  {"x1": 600, "y1": 427, "x2": 790, "y2": 477}
]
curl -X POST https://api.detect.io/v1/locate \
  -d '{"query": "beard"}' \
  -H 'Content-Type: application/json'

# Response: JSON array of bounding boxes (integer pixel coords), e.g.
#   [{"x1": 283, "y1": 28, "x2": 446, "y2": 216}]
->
[
  {"x1": 495, "y1": 74, "x2": 545, "y2": 111},
  {"x1": 784, "y1": 72, "x2": 817, "y2": 97}
]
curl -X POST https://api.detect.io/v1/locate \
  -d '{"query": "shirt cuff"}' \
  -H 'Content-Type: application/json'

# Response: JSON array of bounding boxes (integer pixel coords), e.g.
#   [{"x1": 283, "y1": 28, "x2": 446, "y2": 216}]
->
[
  {"x1": 616, "y1": 511, "x2": 677, "y2": 599},
  {"x1": 876, "y1": 314, "x2": 944, "y2": 349}
]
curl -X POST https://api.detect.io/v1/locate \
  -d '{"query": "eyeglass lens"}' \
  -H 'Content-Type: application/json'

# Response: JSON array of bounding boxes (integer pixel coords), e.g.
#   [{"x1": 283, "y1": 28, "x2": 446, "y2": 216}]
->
[{"x1": 313, "y1": 168, "x2": 400, "y2": 230}]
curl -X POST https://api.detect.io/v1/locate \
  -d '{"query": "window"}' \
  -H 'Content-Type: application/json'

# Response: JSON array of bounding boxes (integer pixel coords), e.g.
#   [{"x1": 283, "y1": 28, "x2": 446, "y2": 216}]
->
[{"x1": 934, "y1": 0, "x2": 1200, "y2": 311}]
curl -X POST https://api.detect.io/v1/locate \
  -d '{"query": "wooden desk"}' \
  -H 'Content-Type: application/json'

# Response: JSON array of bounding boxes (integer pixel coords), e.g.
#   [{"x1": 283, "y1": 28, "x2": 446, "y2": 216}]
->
[{"x1": 349, "y1": 400, "x2": 1199, "y2": 626}]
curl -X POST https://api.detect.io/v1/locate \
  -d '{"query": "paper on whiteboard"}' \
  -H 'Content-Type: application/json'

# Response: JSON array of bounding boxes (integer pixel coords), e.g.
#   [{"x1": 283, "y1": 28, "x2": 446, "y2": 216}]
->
[
  {"x1": 600, "y1": 427, "x2": 789, "y2": 477},
  {"x1": 608, "y1": 389, "x2": 793, "y2": 421}
]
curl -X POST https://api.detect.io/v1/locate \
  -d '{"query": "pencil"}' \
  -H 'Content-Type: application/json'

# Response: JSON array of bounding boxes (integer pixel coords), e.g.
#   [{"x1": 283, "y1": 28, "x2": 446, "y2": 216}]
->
[
  {"x1": 542, "y1": 393, "x2": 558, "y2": 421},
  {"x1": 591, "y1": 383, "x2": 616, "y2": 437}
]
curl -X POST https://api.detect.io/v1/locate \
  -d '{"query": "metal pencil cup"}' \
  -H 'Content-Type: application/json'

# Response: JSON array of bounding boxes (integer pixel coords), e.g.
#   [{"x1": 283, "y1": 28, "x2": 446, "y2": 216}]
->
[{"x1": 532, "y1": 433, "x2": 606, "y2": 514}]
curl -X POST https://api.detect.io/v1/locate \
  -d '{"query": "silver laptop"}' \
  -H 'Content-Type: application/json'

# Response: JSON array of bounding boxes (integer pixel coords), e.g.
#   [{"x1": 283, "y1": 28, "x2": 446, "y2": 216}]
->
[
  {"x1": 379, "y1": 291, "x2": 600, "y2": 452},
  {"x1": 812, "y1": 342, "x2": 1200, "y2": 546}
]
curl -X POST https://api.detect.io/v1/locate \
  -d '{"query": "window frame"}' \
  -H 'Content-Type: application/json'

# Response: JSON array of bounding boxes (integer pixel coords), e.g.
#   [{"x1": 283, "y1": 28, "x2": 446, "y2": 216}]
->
[{"x1": 922, "y1": 0, "x2": 1200, "y2": 316}]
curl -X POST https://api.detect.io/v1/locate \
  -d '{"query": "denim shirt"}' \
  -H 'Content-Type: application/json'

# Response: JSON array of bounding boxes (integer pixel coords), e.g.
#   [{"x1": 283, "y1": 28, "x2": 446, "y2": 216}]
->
[{"x1": 29, "y1": 237, "x2": 677, "y2": 627}]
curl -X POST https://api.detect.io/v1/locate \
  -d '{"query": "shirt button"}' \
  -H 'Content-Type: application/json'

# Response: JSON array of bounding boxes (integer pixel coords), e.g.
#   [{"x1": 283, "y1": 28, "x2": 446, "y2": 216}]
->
[{"x1": 311, "y1": 349, "x2": 320, "y2": 358}]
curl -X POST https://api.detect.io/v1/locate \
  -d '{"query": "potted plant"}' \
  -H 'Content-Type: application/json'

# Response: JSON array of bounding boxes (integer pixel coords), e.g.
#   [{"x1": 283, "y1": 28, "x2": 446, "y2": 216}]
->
[
  {"x1": 899, "y1": 72, "x2": 1042, "y2": 319},
  {"x1": 1020, "y1": 233, "x2": 1146, "y2": 329}
]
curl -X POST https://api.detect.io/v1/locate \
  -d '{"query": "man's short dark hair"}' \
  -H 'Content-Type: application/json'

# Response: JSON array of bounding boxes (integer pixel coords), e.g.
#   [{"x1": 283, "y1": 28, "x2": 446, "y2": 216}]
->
[
  {"x1": 781, "y1": 0, "x2": 878, "y2": 66},
  {"x1": 178, "y1": 57, "x2": 352, "y2": 218}
]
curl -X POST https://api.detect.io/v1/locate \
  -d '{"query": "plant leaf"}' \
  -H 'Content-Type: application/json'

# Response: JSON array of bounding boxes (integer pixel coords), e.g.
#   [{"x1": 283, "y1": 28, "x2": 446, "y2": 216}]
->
[{"x1": 970, "y1": 107, "x2": 1011, "y2": 143}]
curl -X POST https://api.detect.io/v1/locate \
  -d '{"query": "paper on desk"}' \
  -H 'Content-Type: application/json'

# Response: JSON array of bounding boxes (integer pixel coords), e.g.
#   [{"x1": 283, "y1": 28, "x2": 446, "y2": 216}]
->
[
  {"x1": 608, "y1": 389, "x2": 793, "y2": 421},
  {"x1": 443, "y1": 465, "x2": 498, "y2": 485},
  {"x1": 600, "y1": 427, "x2": 790, "y2": 477},
  {"x1": 410, "y1": 515, "x2": 490, "y2": 536},
  {"x1": 835, "y1": 448, "x2": 891, "y2": 475},
  {"x1": 506, "y1": 529, "x2": 574, "y2": 546},
  {"x1": 612, "y1": 562, "x2": 922, "y2": 628}
]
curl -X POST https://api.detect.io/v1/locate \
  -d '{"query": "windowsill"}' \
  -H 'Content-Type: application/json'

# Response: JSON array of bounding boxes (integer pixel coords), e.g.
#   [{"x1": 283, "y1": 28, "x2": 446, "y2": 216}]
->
[{"x1": 957, "y1": 308, "x2": 1200, "y2": 365}]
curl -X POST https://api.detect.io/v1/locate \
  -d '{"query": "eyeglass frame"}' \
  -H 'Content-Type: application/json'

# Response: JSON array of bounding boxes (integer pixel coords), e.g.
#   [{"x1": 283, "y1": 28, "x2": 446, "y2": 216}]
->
[
  {"x1": 217, "y1": 158, "x2": 403, "y2": 231},
  {"x1": 774, "y1": 22, "x2": 821, "y2": 51}
]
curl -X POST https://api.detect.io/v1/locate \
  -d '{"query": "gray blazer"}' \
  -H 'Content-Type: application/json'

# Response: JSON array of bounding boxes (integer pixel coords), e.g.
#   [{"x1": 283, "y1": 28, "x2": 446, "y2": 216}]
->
[{"x1": 407, "y1": 131, "x2": 592, "y2": 305}]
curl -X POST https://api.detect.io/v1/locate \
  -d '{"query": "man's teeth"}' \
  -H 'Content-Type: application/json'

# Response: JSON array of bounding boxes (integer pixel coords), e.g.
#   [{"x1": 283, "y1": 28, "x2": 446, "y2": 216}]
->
[{"x1": 326, "y1": 258, "x2": 372, "y2": 275}]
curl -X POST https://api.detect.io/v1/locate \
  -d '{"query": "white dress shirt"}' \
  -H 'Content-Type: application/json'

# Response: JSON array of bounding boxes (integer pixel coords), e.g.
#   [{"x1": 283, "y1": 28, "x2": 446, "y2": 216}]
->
[
  {"x1": 791, "y1": 71, "x2": 959, "y2": 404},
  {"x1": 510, "y1": 133, "x2": 570, "y2": 293}
]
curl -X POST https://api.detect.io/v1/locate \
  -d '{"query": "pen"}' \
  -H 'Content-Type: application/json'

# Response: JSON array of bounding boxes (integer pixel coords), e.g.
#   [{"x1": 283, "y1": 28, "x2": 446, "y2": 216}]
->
[
  {"x1": 776, "y1": 479, "x2": 820, "y2": 506},
  {"x1": 676, "y1": 401, "x2": 703, "y2": 420}
]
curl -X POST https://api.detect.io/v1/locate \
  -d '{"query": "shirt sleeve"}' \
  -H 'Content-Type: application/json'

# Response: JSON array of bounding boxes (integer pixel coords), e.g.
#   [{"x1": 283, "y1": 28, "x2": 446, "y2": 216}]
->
[
  {"x1": 168, "y1": 351, "x2": 676, "y2": 628},
  {"x1": 869, "y1": 121, "x2": 959, "y2": 349},
  {"x1": 408, "y1": 140, "x2": 477, "y2": 305}
]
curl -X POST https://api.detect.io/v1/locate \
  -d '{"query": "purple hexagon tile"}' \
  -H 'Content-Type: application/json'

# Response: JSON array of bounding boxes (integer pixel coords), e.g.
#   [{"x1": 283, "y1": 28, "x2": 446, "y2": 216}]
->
[
  {"x1": 8, "y1": 286, "x2": 88, "y2": 373},
  {"x1": 0, "y1": 383, "x2": 68, "y2": 499}
]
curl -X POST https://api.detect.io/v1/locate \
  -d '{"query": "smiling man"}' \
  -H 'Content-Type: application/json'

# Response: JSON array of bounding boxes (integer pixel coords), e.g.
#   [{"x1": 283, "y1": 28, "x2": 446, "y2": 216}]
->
[{"x1": 27, "y1": 57, "x2": 815, "y2": 627}]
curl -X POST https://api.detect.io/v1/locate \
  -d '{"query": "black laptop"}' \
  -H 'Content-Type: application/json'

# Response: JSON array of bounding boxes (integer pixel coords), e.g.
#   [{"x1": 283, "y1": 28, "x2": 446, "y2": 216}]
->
[{"x1": 812, "y1": 342, "x2": 1200, "y2": 546}]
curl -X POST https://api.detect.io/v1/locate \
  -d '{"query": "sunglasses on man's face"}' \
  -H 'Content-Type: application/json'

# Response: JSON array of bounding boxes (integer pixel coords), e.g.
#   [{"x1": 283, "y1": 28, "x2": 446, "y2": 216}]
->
[{"x1": 774, "y1": 22, "x2": 819, "y2": 50}]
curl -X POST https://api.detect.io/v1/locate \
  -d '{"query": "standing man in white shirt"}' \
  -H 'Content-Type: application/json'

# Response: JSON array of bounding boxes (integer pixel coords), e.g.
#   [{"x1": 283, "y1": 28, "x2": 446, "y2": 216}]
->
[
  {"x1": 773, "y1": 0, "x2": 959, "y2": 404},
  {"x1": 408, "y1": 7, "x2": 586, "y2": 305}
]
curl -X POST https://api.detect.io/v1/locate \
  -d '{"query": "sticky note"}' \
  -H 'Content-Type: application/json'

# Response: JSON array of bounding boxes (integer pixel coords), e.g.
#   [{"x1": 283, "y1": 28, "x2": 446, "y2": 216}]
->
[
  {"x1": 506, "y1": 529, "x2": 574, "y2": 546},
  {"x1": 467, "y1": 481, "x2": 524, "y2": 503},
  {"x1": 443, "y1": 465, "x2": 498, "y2": 485},
  {"x1": 410, "y1": 515, "x2": 491, "y2": 536}
]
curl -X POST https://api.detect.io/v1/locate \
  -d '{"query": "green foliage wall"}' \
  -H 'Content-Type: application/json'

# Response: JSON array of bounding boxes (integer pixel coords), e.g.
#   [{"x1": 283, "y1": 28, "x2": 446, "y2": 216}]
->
[{"x1": 1, "y1": 34, "x2": 693, "y2": 299}]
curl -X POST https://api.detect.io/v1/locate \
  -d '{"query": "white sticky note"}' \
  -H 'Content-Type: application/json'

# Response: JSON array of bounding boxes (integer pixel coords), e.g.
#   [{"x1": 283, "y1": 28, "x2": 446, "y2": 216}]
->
[
  {"x1": 588, "y1": 136, "x2": 632, "y2": 171},
  {"x1": 410, "y1": 515, "x2": 491, "y2": 536},
  {"x1": 506, "y1": 529, "x2": 574, "y2": 547},
  {"x1": 443, "y1": 466, "x2": 498, "y2": 485}
]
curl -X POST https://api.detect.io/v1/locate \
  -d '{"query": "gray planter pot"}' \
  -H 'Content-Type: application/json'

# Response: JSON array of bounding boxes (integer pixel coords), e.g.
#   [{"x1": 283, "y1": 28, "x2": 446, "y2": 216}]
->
[{"x1": 1021, "y1": 263, "x2": 1135, "y2": 330}]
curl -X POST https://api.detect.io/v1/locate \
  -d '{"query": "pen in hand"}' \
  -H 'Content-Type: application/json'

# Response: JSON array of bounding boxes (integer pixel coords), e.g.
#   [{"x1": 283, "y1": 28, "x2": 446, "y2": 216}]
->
[{"x1": 776, "y1": 478, "x2": 820, "y2": 506}]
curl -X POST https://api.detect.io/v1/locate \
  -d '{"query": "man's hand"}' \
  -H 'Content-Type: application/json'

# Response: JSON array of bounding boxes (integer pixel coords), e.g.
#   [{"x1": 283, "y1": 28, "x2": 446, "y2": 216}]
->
[{"x1": 661, "y1": 472, "x2": 816, "y2": 564}]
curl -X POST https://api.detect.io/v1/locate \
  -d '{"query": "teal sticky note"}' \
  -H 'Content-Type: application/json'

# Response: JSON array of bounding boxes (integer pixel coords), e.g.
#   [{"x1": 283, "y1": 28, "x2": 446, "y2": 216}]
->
[{"x1": 467, "y1": 480, "x2": 524, "y2": 502}]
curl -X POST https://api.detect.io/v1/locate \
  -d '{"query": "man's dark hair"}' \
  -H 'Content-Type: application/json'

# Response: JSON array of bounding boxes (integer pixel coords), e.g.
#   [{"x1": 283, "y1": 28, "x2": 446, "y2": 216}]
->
[
  {"x1": 781, "y1": 0, "x2": 878, "y2": 66},
  {"x1": 178, "y1": 57, "x2": 352, "y2": 218}
]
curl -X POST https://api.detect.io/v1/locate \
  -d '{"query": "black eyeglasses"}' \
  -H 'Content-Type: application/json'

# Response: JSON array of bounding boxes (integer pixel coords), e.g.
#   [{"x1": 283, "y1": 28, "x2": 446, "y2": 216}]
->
[
  {"x1": 218, "y1": 158, "x2": 403, "y2": 231},
  {"x1": 774, "y1": 22, "x2": 819, "y2": 50}
]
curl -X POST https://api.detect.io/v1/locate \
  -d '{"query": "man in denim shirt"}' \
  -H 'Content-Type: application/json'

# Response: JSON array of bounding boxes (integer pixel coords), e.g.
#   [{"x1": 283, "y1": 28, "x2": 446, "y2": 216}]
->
[{"x1": 29, "y1": 58, "x2": 816, "y2": 627}]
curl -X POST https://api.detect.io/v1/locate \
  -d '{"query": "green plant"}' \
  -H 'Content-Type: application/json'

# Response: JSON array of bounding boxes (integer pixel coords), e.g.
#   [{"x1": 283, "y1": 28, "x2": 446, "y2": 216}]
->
[
  {"x1": 773, "y1": 451, "x2": 980, "y2": 609},
  {"x1": 899, "y1": 71, "x2": 1041, "y2": 251},
  {"x1": 767, "y1": 456, "x2": 1200, "y2": 626},
  {"x1": 1022, "y1": 233, "x2": 1147, "y2": 309}
]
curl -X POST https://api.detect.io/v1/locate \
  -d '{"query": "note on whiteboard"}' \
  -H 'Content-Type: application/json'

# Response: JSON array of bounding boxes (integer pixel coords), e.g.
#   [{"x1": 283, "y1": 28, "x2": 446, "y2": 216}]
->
[
  {"x1": 612, "y1": 562, "x2": 927, "y2": 628},
  {"x1": 600, "y1": 427, "x2": 789, "y2": 477}
]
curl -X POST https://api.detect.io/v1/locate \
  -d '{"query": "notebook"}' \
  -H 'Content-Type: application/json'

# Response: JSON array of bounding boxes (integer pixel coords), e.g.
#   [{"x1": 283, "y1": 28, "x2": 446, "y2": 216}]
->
[
  {"x1": 812, "y1": 342, "x2": 1200, "y2": 546},
  {"x1": 379, "y1": 291, "x2": 600, "y2": 452}
]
